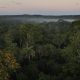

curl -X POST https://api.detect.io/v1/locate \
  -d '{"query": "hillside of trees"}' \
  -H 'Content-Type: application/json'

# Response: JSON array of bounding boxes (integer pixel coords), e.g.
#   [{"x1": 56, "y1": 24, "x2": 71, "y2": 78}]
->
[
  {"x1": 0, "y1": 15, "x2": 80, "y2": 19},
  {"x1": 0, "y1": 15, "x2": 79, "y2": 23},
  {"x1": 0, "y1": 20, "x2": 80, "y2": 80}
]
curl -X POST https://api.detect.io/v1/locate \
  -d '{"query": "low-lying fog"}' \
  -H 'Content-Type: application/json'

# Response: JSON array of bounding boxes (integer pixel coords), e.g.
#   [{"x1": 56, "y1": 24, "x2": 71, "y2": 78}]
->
[{"x1": 0, "y1": 17, "x2": 78, "y2": 23}]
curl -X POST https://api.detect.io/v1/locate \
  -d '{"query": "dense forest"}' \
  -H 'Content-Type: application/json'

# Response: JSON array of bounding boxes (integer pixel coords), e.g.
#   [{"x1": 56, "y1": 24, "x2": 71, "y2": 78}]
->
[{"x1": 0, "y1": 19, "x2": 80, "y2": 80}]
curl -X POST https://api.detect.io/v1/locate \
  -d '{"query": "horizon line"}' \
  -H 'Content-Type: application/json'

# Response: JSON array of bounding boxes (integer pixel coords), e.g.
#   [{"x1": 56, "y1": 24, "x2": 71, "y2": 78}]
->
[{"x1": 0, "y1": 14, "x2": 80, "y2": 16}]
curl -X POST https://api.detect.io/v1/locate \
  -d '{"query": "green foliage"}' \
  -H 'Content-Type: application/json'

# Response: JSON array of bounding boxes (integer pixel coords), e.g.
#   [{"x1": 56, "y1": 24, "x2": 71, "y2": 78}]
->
[{"x1": 0, "y1": 20, "x2": 80, "y2": 80}]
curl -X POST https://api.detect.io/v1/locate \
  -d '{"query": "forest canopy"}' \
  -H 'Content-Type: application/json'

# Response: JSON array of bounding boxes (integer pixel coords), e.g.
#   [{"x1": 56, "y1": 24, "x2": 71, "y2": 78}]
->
[{"x1": 0, "y1": 20, "x2": 80, "y2": 80}]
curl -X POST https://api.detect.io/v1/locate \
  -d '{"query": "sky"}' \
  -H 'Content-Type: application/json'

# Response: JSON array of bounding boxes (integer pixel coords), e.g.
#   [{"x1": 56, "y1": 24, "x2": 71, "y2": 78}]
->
[{"x1": 0, "y1": 0, "x2": 80, "y2": 15}]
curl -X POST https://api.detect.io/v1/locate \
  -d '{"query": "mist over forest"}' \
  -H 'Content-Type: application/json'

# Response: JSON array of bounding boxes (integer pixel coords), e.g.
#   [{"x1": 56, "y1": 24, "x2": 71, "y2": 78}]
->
[
  {"x1": 0, "y1": 14, "x2": 80, "y2": 80},
  {"x1": 0, "y1": 15, "x2": 80, "y2": 23}
]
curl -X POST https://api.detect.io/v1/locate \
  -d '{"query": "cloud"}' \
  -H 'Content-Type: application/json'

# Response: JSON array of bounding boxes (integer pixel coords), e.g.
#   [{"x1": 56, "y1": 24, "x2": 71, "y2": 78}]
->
[
  {"x1": 75, "y1": 2, "x2": 80, "y2": 6},
  {"x1": 0, "y1": 6, "x2": 7, "y2": 9},
  {"x1": 15, "y1": 2, "x2": 22, "y2": 5},
  {"x1": 11, "y1": 0, "x2": 22, "y2": 5}
]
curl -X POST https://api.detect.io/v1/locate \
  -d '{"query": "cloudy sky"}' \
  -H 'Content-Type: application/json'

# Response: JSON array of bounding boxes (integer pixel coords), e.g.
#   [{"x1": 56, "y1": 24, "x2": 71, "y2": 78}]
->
[{"x1": 0, "y1": 0, "x2": 80, "y2": 15}]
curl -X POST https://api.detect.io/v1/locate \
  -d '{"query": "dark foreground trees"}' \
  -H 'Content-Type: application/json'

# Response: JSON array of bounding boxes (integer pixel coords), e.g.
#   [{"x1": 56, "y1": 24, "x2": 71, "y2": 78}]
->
[{"x1": 0, "y1": 20, "x2": 80, "y2": 80}]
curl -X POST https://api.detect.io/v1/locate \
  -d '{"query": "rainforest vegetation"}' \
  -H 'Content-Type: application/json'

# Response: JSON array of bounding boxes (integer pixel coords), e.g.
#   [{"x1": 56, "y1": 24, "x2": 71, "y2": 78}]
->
[{"x1": 0, "y1": 19, "x2": 80, "y2": 80}]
